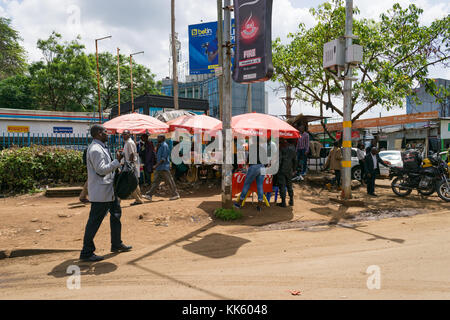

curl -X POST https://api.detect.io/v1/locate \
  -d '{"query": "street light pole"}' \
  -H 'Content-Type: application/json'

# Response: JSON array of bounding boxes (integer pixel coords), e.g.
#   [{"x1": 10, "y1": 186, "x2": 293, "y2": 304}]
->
[
  {"x1": 171, "y1": 0, "x2": 179, "y2": 110},
  {"x1": 130, "y1": 51, "x2": 144, "y2": 113},
  {"x1": 222, "y1": 0, "x2": 233, "y2": 208},
  {"x1": 117, "y1": 47, "x2": 121, "y2": 116},
  {"x1": 95, "y1": 35, "x2": 112, "y2": 123},
  {"x1": 342, "y1": 0, "x2": 354, "y2": 199}
]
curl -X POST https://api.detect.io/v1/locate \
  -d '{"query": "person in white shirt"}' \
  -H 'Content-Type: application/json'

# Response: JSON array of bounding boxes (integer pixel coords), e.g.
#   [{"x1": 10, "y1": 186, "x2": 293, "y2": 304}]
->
[
  {"x1": 357, "y1": 142, "x2": 366, "y2": 183},
  {"x1": 122, "y1": 130, "x2": 144, "y2": 205}
]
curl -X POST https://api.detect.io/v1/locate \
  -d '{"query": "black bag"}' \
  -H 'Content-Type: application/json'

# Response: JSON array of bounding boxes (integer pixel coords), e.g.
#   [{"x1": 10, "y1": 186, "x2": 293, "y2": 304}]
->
[
  {"x1": 82, "y1": 148, "x2": 88, "y2": 166},
  {"x1": 114, "y1": 162, "x2": 138, "y2": 199}
]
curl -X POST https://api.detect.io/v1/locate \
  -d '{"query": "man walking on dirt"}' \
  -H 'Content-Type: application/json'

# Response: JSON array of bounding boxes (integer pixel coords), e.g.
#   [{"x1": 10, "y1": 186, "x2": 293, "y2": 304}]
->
[
  {"x1": 277, "y1": 139, "x2": 298, "y2": 208},
  {"x1": 144, "y1": 135, "x2": 180, "y2": 202},
  {"x1": 80, "y1": 124, "x2": 132, "y2": 262}
]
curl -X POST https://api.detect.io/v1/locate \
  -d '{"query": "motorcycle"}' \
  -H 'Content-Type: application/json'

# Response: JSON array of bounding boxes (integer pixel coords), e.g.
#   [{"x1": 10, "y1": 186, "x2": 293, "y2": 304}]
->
[{"x1": 390, "y1": 153, "x2": 450, "y2": 202}]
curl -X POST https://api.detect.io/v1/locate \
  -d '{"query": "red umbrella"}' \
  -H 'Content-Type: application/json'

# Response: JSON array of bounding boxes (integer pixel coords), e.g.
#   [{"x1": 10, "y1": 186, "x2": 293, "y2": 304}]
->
[
  {"x1": 211, "y1": 113, "x2": 300, "y2": 139},
  {"x1": 168, "y1": 114, "x2": 222, "y2": 134},
  {"x1": 103, "y1": 113, "x2": 169, "y2": 135}
]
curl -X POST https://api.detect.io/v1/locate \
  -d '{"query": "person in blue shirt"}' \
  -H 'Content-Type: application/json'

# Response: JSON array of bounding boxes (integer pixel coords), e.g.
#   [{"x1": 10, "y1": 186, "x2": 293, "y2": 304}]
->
[{"x1": 144, "y1": 135, "x2": 180, "y2": 202}]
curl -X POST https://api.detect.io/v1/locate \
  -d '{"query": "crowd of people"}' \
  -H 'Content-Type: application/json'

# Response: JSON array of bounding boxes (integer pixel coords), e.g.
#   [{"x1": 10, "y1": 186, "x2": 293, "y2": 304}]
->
[{"x1": 78, "y1": 123, "x2": 387, "y2": 262}]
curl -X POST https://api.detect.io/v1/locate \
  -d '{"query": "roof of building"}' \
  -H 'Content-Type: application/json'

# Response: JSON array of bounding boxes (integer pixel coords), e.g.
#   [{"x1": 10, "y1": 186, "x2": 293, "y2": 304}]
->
[{"x1": 110, "y1": 93, "x2": 209, "y2": 118}]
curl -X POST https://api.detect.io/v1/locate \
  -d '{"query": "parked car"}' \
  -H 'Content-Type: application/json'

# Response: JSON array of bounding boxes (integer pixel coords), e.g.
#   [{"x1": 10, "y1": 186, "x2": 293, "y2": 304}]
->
[{"x1": 379, "y1": 150, "x2": 403, "y2": 177}]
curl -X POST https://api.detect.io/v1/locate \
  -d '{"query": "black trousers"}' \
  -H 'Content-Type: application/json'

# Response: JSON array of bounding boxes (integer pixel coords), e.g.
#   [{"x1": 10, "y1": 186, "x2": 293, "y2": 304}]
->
[
  {"x1": 277, "y1": 173, "x2": 294, "y2": 203},
  {"x1": 334, "y1": 170, "x2": 341, "y2": 187},
  {"x1": 367, "y1": 173, "x2": 377, "y2": 195},
  {"x1": 80, "y1": 198, "x2": 122, "y2": 259}
]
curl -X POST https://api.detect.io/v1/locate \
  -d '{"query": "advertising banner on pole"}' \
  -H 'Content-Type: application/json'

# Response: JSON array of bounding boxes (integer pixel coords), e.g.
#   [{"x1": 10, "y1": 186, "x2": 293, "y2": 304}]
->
[
  {"x1": 188, "y1": 20, "x2": 235, "y2": 75},
  {"x1": 233, "y1": 0, "x2": 273, "y2": 83}
]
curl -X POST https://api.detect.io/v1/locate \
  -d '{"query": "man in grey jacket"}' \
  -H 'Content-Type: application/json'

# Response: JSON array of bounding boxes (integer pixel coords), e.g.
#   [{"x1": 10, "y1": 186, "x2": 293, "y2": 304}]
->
[{"x1": 80, "y1": 125, "x2": 132, "y2": 262}]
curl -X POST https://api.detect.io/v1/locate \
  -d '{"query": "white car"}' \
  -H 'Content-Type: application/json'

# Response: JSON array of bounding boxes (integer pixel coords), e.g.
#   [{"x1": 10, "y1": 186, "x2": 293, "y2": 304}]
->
[{"x1": 378, "y1": 150, "x2": 403, "y2": 177}]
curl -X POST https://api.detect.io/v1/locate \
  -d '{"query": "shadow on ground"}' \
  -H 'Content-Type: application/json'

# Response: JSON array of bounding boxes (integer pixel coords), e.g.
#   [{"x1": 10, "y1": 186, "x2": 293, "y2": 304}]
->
[
  {"x1": 182, "y1": 233, "x2": 251, "y2": 259},
  {"x1": 48, "y1": 253, "x2": 119, "y2": 278}
]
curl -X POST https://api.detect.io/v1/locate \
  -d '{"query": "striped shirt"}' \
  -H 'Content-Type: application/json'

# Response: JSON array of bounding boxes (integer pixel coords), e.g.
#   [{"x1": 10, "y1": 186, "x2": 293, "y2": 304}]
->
[{"x1": 297, "y1": 133, "x2": 310, "y2": 152}]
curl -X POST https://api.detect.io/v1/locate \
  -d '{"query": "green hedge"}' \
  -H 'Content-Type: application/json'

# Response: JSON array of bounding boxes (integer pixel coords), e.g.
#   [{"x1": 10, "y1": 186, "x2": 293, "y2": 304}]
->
[{"x1": 0, "y1": 146, "x2": 87, "y2": 193}]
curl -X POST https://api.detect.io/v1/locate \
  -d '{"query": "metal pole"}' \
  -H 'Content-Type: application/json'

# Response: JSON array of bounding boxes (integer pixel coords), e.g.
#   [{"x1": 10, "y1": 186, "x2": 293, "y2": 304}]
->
[
  {"x1": 342, "y1": 0, "x2": 354, "y2": 199},
  {"x1": 171, "y1": 0, "x2": 179, "y2": 110},
  {"x1": 222, "y1": 0, "x2": 233, "y2": 208},
  {"x1": 95, "y1": 36, "x2": 112, "y2": 123},
  {"x1": 117, "y1": 48, "x2": 121, "y2": 116},
  {"x1": 247, "y1": 84, "x2": 252, "y2": 113},
  {"x1": 95, "y1": 40, "x2": 102, "y2": 123},
  {"x1": 130, "y1": 55, "x2": 134, "y2": 113},
  {"x1": 129, "y1": 51, "x2": 144, "y2": 114},
  {"x1": 217, "y1": 0, "x2": 224, "y2": 119}
]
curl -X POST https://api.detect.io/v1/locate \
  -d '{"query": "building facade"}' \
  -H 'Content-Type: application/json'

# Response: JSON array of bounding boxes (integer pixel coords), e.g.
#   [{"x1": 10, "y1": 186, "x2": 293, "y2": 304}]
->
[
  {"x1": 406, "y1": 78, "x2": 450, "y2": 125},
  {"x1": 161, "y1": 74, "x2": 267, "y2": 118}
]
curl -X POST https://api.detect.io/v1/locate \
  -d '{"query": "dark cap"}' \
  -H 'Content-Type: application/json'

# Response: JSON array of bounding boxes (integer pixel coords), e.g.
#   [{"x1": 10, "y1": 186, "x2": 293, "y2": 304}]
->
[{"x1": 122, "y1": 130, "x2": 131, "y2": 135}]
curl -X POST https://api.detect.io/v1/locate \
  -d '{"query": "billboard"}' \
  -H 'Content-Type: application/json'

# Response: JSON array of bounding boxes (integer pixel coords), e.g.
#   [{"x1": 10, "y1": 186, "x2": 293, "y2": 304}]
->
[
  {"x1": 233, "y1": 0, "x2": 274, "y2": 83},
  {"x1": 188, "y1": 20, "x2": 235, "y2": 75}
]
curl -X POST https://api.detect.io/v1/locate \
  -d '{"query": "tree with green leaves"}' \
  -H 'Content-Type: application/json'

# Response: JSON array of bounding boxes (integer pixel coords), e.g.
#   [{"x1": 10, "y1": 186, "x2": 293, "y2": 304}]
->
[
  {"x1": 0, "y1": 75, "x2": 34, "y2": 109},
  {"x1": 0, "y1": 17, "x2": 27, "y2": 80},
  {"x1": 87, "y1": 52, "x2": 162, "y2": 111},
  {"x1": 29, "y1": 32, "x2": 95, "y2": 112},
  {"x1": 272, "y1": 1, "x2": 450, "y2": 126}
]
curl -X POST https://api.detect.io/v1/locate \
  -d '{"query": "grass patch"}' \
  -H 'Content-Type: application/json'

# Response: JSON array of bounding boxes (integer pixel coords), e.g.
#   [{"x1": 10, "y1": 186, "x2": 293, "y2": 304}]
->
[{"x1": 214, "y1": 208, "x2": 243, "y2": 221}]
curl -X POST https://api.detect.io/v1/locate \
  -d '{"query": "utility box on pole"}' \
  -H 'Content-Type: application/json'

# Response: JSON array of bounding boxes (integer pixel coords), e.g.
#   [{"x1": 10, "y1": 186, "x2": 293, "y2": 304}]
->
[
  {"x1": 323, "y1": 39, "x2": 345, "y2": 71},
  {"x1": 346, "y1": 44, "x2": 363, "y2": 66}
]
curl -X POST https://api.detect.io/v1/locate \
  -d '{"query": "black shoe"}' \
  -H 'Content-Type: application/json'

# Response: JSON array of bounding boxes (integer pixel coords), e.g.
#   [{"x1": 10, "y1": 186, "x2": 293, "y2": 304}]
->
[
  {"x1": 289, "y1": 200, "x2": 294, "y2": 207},
  {"x1": 277, "y1": 203, "x2": 287, "y2": 208},
  {"x1": 368, "y1": 193, "x2": 378, "y2": 197},
  {"x1": 111, "y1": 244, "x2": 133, "y2": 253},
  {"x1": 80, "y1": 254, "x2": 104, "y2": 262}
]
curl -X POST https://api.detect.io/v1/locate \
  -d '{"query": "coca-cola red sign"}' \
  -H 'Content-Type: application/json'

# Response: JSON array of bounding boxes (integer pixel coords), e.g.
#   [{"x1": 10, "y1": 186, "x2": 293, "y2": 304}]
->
[{"x1": 233, "y1": 0, "x2": 273, "y2": 84}]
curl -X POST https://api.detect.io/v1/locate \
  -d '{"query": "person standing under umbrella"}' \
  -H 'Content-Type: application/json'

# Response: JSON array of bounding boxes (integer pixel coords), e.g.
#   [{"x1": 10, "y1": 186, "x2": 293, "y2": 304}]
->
[
  {"x1": 138, "y1": 134, "x2": 157, "y2": 186},
  {"x1": 277, "y1": 139, "x2": 298, "y2": 208},
  {"x1": 144, "y1": 135, "x2": 181, "y2": 202},
  {"x1": 122, "y1": 130, "x2": 144, "y2": 206},
  {"x1": 234, "y1": 138, "x2": 265, "y2": 213}
]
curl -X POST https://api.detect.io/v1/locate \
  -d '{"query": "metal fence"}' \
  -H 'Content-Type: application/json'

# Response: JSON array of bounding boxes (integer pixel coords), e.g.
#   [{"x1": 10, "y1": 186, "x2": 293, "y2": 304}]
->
[
  {"x1": 0, "y1": 132, "x2": 124, "y2": 154},
  {"x1": 0, "y1": 133, "x2": 172, "y2": 157}
]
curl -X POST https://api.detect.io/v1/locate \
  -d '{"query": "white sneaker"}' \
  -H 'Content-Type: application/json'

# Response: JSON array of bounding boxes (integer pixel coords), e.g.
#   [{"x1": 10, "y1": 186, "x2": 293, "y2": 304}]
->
[
  {"x1": 170, "y1": 195, "x2": 180, "y2": 201},
  {"x1": 143, "y1": 195, "x2": 152, "y2": 202},
  {"x1": 299, "y1": 176, "x2": 305, "y2": 181}
]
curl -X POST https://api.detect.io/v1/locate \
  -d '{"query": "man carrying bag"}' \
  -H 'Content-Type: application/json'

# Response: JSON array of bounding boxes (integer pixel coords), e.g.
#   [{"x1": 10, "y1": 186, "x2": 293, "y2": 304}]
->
[{"x1": 80, "y1": 125, "x2": 132, "y2": 262}]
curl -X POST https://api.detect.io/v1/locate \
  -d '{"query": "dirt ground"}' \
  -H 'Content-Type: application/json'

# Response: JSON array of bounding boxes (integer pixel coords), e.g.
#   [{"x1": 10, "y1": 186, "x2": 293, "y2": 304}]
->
[{"x1": 1, "y1": 178, "x2": 450, "y2": 300}]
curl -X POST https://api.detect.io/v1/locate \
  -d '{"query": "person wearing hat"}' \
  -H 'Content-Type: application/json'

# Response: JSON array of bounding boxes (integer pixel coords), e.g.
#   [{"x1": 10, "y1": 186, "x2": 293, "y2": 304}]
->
[
  {"x1": 122, "y1": 130, "x2": 144, "y2": 206},
  {"x1": 144, "y1": 134, "x2": 180, "y2": 202}
]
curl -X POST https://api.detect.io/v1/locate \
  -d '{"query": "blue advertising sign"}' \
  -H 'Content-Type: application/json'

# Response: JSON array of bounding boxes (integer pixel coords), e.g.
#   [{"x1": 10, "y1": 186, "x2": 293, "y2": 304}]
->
[
  {"x1": 53, "y1": 127, "x2": 73, "y2": 134},
  {"x1": 188, "y1": 20, "x2": 235, "y2": 75}
]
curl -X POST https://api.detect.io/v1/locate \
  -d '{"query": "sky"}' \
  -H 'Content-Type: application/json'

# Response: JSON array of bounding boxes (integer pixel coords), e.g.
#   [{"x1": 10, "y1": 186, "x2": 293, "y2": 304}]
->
[{"x1": 0, "y1": 0, "x2": 449, "y2": 120}]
